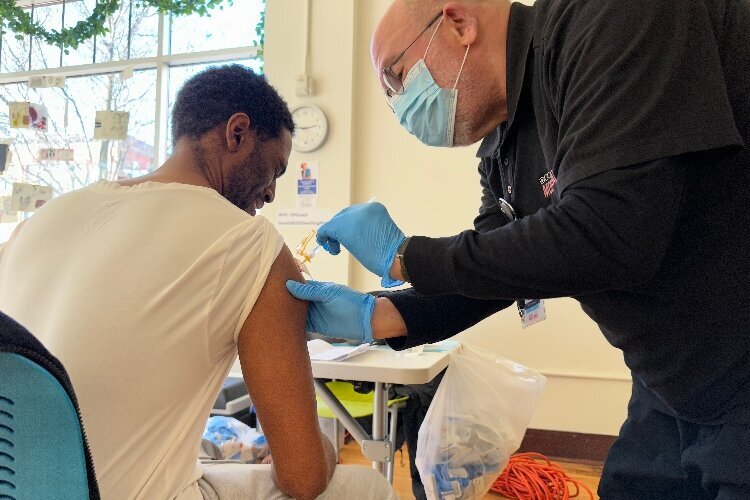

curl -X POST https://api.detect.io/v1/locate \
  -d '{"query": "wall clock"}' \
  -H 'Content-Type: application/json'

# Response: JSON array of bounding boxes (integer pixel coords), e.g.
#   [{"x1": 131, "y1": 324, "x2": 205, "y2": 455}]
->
[{"x1": 291, "y1": 104, "x2": 329, "y2": 152}]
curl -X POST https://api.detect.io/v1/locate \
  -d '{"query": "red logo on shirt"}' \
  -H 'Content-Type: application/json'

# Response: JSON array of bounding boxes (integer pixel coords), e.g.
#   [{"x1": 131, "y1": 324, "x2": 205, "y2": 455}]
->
[{"x1": 539, "y1": 171, "x2": 557, "y2": 198}]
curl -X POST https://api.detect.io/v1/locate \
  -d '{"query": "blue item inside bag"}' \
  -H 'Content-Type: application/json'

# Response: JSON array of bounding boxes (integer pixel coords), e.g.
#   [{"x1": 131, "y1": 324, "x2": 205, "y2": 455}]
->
[{"x1": 203, "y1": 416, "x2": 269, "y2": 463}]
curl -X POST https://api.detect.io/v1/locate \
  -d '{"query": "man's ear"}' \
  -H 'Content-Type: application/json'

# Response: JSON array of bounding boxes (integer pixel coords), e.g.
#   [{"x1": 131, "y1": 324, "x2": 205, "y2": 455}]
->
[
  {"x1": 442, "y1": 3, "x2": 478, "y2": 46},
  {"x1": 225, "y1": 112, "x2": 255, "y2": 153}
]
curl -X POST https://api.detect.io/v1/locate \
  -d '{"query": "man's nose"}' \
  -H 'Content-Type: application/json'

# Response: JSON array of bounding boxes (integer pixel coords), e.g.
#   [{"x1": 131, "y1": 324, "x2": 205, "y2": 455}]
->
[{"x1": 263, "y1": 182, "x2": 276, "y2": 204}]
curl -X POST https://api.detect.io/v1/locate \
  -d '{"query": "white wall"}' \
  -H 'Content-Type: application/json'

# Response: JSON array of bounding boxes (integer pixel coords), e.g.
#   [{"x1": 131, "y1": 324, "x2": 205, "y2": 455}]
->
[
  {"x1": 263, "y1": 0, "x2": 358, "y2": 286},
  {"x1": 266, "y1": 0, "x2": 631, "y2": 435}
]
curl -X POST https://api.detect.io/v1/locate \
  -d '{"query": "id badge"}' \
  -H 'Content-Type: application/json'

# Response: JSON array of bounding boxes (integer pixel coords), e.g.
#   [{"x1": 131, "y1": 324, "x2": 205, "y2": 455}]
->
[{"x1": 517, "y1": 299, "x2": 546, "y2": 328}]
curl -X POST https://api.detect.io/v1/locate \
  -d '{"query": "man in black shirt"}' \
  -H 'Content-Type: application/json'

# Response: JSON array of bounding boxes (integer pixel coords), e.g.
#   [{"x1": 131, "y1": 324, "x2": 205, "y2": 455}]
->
[{"x1": 286, "y1": 0, "x2": 750, "y2": 496}]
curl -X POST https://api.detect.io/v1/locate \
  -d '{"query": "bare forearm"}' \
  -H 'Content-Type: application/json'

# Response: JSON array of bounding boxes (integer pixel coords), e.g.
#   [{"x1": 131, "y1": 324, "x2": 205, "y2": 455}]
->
[
  {"x1": 271, "y1": 434, "x2": 335, "y2": 499},
  {"x1": 388, "y1": 257, "x2": 404, "y2": 283},
  {"x1": 320, "y1": 431, "x2": 337, "y2": 481},
  {"x1": 378, "y1": 289, "x2": 512, "y2": 348},
  {"x1": 371, "y1": 297, "x2": 407, "y2": 340}
]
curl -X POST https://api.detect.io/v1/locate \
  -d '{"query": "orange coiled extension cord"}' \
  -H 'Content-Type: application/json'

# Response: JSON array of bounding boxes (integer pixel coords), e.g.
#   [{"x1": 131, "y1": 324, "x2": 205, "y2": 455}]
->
[{"x1": 491, "y1": 452, "x2": 595, "y2": 499}]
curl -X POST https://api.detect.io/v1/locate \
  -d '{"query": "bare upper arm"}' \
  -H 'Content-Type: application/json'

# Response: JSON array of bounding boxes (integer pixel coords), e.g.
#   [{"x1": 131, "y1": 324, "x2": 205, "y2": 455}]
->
[{"x1": 237, "y1": 244, "x2": 332, "y2": 498}]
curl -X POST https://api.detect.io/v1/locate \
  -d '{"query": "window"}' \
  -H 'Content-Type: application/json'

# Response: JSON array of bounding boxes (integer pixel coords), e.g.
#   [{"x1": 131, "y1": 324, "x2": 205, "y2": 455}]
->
[
  {"x1": 170, "y1": 0, "x2": 265, "y2": 55},
  {"x1": 0, "y1": 0, "x2": 265, "y2": 240},
  {"x1": 0, "y1": 70, "x2": 157, "y2": 191}
]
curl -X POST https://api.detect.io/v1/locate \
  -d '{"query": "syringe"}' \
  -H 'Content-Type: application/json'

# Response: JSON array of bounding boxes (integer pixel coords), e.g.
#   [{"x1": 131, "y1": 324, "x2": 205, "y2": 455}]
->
[
  {"x1": 294, "y1": 196, "x2": 377, "y2": 277},
  {"x1": 304, "y1": 240, "x2": 325, "y2": 262}
]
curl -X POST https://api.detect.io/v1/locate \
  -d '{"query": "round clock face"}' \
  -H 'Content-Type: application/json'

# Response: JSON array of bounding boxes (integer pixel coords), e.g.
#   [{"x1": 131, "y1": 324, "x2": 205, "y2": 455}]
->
[{"x1": 291, "y1": 105, "x2": 328, "y2": 152}]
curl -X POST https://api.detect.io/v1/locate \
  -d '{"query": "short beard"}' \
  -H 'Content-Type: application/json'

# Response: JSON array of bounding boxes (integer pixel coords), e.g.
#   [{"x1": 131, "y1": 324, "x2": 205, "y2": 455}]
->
[
  {"x1": 224, "y1": 145, "x2": 265, "y2": 212},
  {"x1": 191, "y1": 139, "x2": 265, "y2": 212},
  {"x1": 453, "y1": 118, "x2": 473, "y2": 147},
  {"x1": 453, "y1": 78, "x2": 503, "y2": 146}
]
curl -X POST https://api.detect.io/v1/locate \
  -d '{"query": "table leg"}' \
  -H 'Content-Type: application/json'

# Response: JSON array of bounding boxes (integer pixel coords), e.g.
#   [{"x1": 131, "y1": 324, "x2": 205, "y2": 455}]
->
[
  {"x1": 386, "y1": 403, "x2": 400, "y2": 484},
  {"x1": 332, "y1": 417, "x2": 340, "y2": 462},
  {"x1": 314, "y1": 379, "x2": 394, "y2": 479},
  {"x1": 314, "y1": 380, "x2": 369, "y2": 443},
  {"x1": 372, "y1": 382, "x2": 389, "y2": 475}
]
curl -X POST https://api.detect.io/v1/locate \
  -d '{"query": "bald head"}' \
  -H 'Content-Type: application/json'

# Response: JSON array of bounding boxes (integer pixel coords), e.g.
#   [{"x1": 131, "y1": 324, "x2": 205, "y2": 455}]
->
[
  {"x1": 371, "y1": 0, "x2": 506, "y2": 65},
  {"x1": 404, "y1": 0, "x2": 489, "y2": 21},
  {"x1": 371, "y1": 1, "x2": 420, "y2": 88},
  {"x1": 371, "y1": 0, "x2": 512, "y2": 146}
]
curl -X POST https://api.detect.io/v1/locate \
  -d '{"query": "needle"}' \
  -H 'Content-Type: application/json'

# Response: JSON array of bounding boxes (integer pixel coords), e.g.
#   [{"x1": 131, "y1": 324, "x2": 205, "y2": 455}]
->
[
  {"x1": 305, "y1": 196, "x2": 377, "y2": 259},
  {"x1": 295, "y1": 195, "x2": 379, "y2": 279}
]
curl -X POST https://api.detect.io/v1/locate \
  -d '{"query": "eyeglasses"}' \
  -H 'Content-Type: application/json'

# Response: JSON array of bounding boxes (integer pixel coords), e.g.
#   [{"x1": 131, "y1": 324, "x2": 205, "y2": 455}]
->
[{"x1": 382, "y1": 12, "x2": 443, "y2": 97}]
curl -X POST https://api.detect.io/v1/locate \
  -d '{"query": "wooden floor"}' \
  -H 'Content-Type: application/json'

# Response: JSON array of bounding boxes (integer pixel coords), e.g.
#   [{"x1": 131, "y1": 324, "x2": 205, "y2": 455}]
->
[{"x1": 339, "y1": 440, "x2": 602, "y2": 499}]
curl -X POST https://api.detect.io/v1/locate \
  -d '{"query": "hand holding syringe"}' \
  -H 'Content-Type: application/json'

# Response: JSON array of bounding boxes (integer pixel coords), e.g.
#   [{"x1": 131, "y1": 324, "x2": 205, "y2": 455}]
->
[
  {"x1": 286, "y1": 195, "x2": 408, "y2": 343},
  {"x1": 294, "y1": 196, "x2": 376, "y2": 277}
]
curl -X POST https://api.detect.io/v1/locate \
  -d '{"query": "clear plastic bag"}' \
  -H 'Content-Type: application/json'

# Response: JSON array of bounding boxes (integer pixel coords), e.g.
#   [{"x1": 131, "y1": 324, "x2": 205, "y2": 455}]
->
[{"x1": 416, "y1": 344, "x2": 546, "y2": 500}]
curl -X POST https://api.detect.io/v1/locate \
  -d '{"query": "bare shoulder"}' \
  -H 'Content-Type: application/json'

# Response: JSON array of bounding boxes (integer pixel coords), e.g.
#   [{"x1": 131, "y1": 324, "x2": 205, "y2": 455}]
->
[{"x1": 235, "y1": 245, "x2": 333, "y2": 498}]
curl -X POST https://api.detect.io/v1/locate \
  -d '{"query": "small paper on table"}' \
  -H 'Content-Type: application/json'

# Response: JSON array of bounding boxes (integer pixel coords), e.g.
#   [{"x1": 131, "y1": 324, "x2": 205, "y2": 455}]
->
[{"x1": 307, "y1": 339, "x2": 372, "y2": 362}]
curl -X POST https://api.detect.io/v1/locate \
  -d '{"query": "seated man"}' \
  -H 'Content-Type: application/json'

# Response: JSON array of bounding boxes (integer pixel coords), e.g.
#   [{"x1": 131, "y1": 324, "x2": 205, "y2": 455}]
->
[{"x1": 0, "y1": 65, "x2": 394, "y2": 500}]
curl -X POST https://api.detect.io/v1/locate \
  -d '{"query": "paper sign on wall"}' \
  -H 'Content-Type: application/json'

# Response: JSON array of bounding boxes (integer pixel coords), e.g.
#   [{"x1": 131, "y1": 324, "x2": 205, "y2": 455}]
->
[
  {"x1": 10, "y1": 182, "x2": 53, "y2": 212},
  {"x1": 278, "y1": 209, "x2": 334, "y2": 227},
  {"x1": 8, "y1": 102, "x2": 48, "y2": 130},
  {"x1": 27, "y1": 75, "x2": 66, "y2": 88},
  {"x1": 94, "y1": 111, "x2": 129, "y2": 141},
  {"x1": 296, "y1": 160, "x2": 318, "y2": 209},
  {"x1": 39, "y1": 148, "x2": 74, "y2": 162},
  {"x1": 0, "y1": 197, "x2": 18, "y2": 224}
]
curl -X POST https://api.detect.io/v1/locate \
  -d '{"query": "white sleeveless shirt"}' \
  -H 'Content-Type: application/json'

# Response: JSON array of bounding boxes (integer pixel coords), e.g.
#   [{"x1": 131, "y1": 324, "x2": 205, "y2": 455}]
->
[{"x1": 0, "y1": 181, "x2": 283, "y2": 499}]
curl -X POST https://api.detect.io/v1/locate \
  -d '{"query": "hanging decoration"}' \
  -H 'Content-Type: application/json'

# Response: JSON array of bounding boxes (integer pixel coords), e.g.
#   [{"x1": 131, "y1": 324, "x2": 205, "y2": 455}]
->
[
  {"x1": 7, "y1": 102, "x2": 48, "y2": 130},
  {"x1": 94, "y1": 110, "x2": 130, "y2": 141},
  {"x1": 10, "y1": 182, "x2": 53, "y2": 212},
  {"x1": 0, "y1": 0, "x2": 235, "y2": 51}
]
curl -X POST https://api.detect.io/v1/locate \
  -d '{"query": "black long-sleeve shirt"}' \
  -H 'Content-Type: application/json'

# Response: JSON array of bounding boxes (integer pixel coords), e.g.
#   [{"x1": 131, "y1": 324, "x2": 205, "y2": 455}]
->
[{"x1": 383, "y1": 0, "x2": 750, "y2": 425}]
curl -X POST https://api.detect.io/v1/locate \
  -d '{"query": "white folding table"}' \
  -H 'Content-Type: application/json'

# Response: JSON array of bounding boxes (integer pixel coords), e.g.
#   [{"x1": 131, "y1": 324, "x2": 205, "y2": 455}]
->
[{"x1": 230, "y1": 344, "x2": 454, "y2": 482}]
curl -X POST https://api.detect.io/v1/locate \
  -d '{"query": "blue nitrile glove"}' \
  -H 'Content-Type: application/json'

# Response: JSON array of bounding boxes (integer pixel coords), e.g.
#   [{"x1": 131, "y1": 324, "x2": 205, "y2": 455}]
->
[
  {"x1": 316, "y1": 202, "x2": 406, "y2": 288},
  {"x1": 286, "y1": 280, "x2": 375, "y2": 344}
]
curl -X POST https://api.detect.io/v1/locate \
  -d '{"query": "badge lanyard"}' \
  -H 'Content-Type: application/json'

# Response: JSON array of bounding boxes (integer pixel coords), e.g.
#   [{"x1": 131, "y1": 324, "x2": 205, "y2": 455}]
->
[{"x1": 496, "y1": 196, "x2": 547, "y2": 329}]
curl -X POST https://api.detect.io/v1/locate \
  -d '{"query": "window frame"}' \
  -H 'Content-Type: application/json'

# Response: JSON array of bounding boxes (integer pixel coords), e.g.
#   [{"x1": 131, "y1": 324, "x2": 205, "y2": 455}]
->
[{"x1": 0, "y1": 11, "x2": 262, "y2": 168}]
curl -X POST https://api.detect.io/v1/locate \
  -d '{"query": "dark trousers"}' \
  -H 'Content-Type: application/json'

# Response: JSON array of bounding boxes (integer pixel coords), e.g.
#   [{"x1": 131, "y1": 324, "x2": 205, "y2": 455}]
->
[{"x1": 599, "y1": 385, "x2": 750, "y2": 499}]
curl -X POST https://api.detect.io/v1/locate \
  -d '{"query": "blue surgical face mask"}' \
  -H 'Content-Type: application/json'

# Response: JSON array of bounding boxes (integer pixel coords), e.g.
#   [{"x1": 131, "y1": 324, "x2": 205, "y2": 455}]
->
[{"x1": 390, "y1": 19, "x2": 470, "y2": 147}]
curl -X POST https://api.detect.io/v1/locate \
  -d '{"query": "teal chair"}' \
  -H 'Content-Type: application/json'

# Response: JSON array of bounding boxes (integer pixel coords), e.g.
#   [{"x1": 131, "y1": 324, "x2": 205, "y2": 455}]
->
[{"x1": 0, "y1": 311, "x2": 99, "y2": 499}]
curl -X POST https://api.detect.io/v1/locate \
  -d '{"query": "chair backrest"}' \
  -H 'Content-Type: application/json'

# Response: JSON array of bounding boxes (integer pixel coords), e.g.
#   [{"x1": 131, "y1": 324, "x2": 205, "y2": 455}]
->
[{"x1": 0, "y1": 312, "x2": 99, "y2": 500}]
